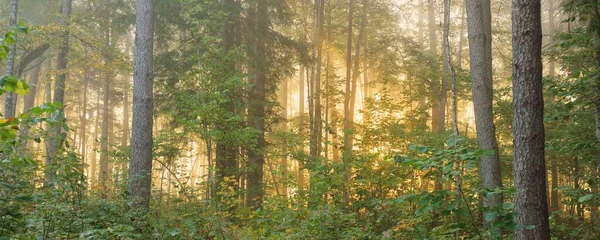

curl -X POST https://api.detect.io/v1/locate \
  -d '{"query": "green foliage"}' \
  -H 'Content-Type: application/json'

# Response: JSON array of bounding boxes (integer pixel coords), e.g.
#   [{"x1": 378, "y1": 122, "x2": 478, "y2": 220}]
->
[
  {"x1": 393, "y1": 135, "x2": 518, "y2": 239},
  {"x1": 6, "y1": 0, "x2": 600, "y2": 239}
]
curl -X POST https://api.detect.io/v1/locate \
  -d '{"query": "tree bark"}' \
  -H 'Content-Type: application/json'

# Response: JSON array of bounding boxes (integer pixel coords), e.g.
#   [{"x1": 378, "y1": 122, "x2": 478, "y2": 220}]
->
[
  {"x1": 457, "y1": 4, "x2": 466, "y2": 69},
  {"x1": 512, "y1": 0, "x2": 550, "y2": 238},
  {"x1": 443, "y1": 0, "x2": 458, "y2": 136},
  {"x1": 324, "y1": 1, "x2": 332, "y2": 160},
  {"x1": 215, "y1": 0, "x2": 239, "y2": 199},
  {"x1": 547, "y1": 0, "x2": 560, "y2": 215},
  {"x1": 100, "y1": 1, "x2": 112, "y2": 195},
  {"x1": 245, "y1": 0, "x2": 268, "y2": 209},
  {"x1": 298, "y1": 65, "x2": 306, "y2": 191},
  {"x1": 466, "y1": 0, "x2": 504, "y2": 226},
  {"x1": 440, "y1": 0, "x2": 450, "y2": 134},
  {"x1": 281, "y1": 77, "x2": 288, "y2": 198},
  {"x1": 342, "y1": 0, "x2": 355, "y2": 206},
  {"x1": 128, "y1": 0, "x2": 155, "y2": 211},
  {"x1": 19, "y1": 56, "x2": 44, "y2": 139},
  {"x1": 45, "y1": 0, "x2": 72, "y2": 187},
  {"x1": 80, "y1": 70, "x2": 89, "y2": 175},
  {"x1": 428, "y1": 0, "x2": 441, "y2": 134},
  {"x1": 90, "y1": 86, "x2": 101, "y2": 186},
  {"x1": 417, "y1": 0, "x2": 427, "y2": 128},
  {"x1": 4, "y1": 0, "x2": 19, "y2": 118},
  {"x1": 309, "y1": 0, "x2": 325, "y2": 205}
]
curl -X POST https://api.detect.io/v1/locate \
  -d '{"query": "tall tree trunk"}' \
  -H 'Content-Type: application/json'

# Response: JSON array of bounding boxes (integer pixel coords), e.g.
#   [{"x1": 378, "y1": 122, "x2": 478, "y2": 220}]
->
[
  {"x1": 440, "y1": 0, "x2": 450, "y2": 133},
  {"x1": 324, "y1": 2, "x2": 336, "y2": 161},
  {"x1": 443, "y1": 2, "x2": 461, "y2": 236},
  {"x1": 4, "y1": 0, "x2": 19, "y2": 118},
  {"x1": 309, "y1": 0, "x2": 325, "y2": 205},
  {"x1": 466, "y1": 0, "x2": 504, "y2": 226},
  {"x1": 547, "y1": 0, "x2": 560, "y2": 215},
  {"x1": 342, "y1": 0, "x2": 368, "y2": 206},
  {"x1": 457, "y1": 4, "x2": 466, "y2": 69},
  {"x1": 245, "y1": 0, "x2": 268, "y2": 209},
  {"x1": 100, "y1": 0, "x2": 112, "y2": 196},
  {"x1": 363, "y1": 26, "x2": 369, "y2": 102},
  {"x1": 122, "y1": 82, "x2": 130, "y2": 148},
  {"x1": 574, "y1": 157, "x2": 583, "y2": 221},
  {"x1": 80, "y1": 70, "x2": 89, "y2": 174},
  {"x1": 310, "y1": 0, "x2": 325, "y2": 160},
  {"x1": 298, "y1": 65, "x2": 306, "y2": 191},
  {"x1": 99, "y1": 79, "x2": 110, "y2": 192},
  {"x1": 443, "y1": 0, "x2": 458, "y2": 136},
  {"x1": 342, "y1": 0, "x2": 355, "y2": 206},
  {"x1": 417, "y1": 0, "x2": 427, "y2": 128},
  {"x1": 44, "y1": 59, "x2": 52, "y2": 106},
  {"x1": 428, "y1": 0, "x2": 443, "y2": 195},
  {"x1": 324, "y1": 2, "x2": 333, "y2": 161},
  {"x1": 45, "y1": 0, "x2": 72, "y2": 187},
  {"x1": 128, "y1": 0, "x2": 155, "y2": 211},
  {"x1": 590, "y1": 1, "x2": 600, "y2": 225},
  {"x1": 349, "y1": 0, "x2": 367, "y2": 128},
  {"x1": 281, "y1": 77, "x2": 288, "y2": 198},
  {"x1": 428, "y1": 0, "x2": 440, "y2": 134},
  {"x1": 512, "y1": 0, "x2": 551, "y2": 238},
  {"x1": 91, "y1": 87, "x2": 101, "y2": 186},
  {"x1": 109, "y1": 103, "x2": 117, "y2": 190},
  {"x1": 44, "y1": 58, "x2": 52, "y2": 149},
  {"x1": 19, "y1": 57, "x2": 44, "y2": 139},
  {"x1": 215, "y1": 0, "x2": 239, "y2": 199}
]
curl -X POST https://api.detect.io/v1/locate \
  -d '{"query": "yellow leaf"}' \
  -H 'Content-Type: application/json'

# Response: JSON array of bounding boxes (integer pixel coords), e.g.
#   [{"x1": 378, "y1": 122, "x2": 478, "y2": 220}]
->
[{"x1": 15, "y1": 81, "x2": 28, "y2": 95}]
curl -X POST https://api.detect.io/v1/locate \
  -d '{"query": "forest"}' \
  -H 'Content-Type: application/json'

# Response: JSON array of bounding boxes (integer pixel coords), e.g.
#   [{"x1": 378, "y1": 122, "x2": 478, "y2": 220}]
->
[{"x1": 0, "y1": 0, "x2": 599, "y2": 239}]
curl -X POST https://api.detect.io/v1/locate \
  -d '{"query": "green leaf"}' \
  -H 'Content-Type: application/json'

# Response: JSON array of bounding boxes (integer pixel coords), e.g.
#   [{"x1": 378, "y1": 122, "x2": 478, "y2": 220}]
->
[
  {"x1": 16, "y1": 22, "x2": 29, "y2": 33},
  {"x1": 396, "y1": 194, "x2": 417, "y2": 203},
  {"x1": 525, "y1": 225, "x2": 536, "y2": 230},
  {"x1": 4, "y1": 32, "x2": 15, "y2": 45},
  {"x1": 408, "y1": 143, "x2": 417, "y2": 151},
  {"x1": 394, "y1": 155, "x2": 411, "y2": 164},
  {"x1": 15, "y1": 80, "x2": 29, "y2": 95},
  {"x1": 578, "y1": 194, "x2": 595, "y2": 203},
  {"x1": 485, "y1": 212, "x2": 498, "y2": 222},
  {"x1": 417, "y1": 146, "x2": 428, "y2": 153},
  {"x1": 502, "y1": 202, "x2": 515, "y2": 210},
  {"x1": 169, "y1": 230, "x2": 180, "y2": 236}
]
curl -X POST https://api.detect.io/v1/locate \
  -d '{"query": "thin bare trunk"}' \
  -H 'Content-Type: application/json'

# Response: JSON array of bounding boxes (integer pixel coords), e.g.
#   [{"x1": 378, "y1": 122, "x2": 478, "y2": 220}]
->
[
  {"x1": 4, "y1": 0, "x2": 19, "y2": 118},
  {"x1": 309, "y1": 0, "x2": 325, "y2": 205},
  {"x1": 428, "y1": 0, "x2": 440, "y2": 134},
  {"x1": 298, "y1": 65, "x2": 306, "y2": 191},
  {"x1": 100, "y1": 0, "x2": 112, "y2": 196},
  {"x1": 342, "y1": 0, "x2": 355, "y2": 206}
]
